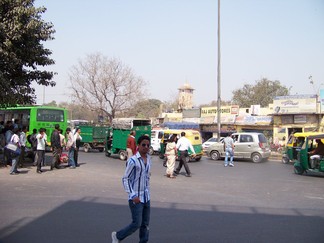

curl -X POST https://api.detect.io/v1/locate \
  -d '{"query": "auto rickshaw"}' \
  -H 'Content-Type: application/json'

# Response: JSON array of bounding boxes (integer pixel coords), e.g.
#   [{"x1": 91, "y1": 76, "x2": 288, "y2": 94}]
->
[
  {"x1": 281, "y1": 132, "x2": 322, "y2": 164},
  {"x1": 159, "y1": 129, "x2": 203, "y2": 162},
  {"x1": 294, "y1": 133, "x2": 324, "y2": 176}
]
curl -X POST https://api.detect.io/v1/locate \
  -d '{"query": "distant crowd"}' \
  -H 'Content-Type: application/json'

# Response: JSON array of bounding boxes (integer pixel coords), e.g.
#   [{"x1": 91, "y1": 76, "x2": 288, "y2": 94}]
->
[{"x1": 0, "y1": 120, "x2": 82, "y2": 175}]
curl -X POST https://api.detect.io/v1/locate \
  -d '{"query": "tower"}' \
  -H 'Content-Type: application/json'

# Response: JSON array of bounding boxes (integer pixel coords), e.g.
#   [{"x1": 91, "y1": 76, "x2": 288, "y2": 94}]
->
[{"x1": 178, "y1": 83, "x2": 194, "y2": 111}]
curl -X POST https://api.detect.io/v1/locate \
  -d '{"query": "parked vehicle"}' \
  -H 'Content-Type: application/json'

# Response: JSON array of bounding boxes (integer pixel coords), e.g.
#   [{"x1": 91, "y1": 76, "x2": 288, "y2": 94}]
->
[
  {"x1": 150, "y1": 129, "x2": 164, "y2": 155},
  {"x1": 282, "y1": 132, "x2": 322, "y2": 164},
  {"x1": 206, "y1": 132, "x2": 271, "y2": 163},
  {"x1": 105, "y1": 118, "x2": 151, "y2": 160},
  {"x1": 294, "y1": 133, "x2": 324, "y2": 176},
  {"x1": 78, "y1": 124, "x2": 110, "y2": 152},
  {"x1": 202, "y1": 137, "x2": 224, "y2": 152},
  {"x1": 159, "y1": 129, "x2": 203, "y2": 162}
]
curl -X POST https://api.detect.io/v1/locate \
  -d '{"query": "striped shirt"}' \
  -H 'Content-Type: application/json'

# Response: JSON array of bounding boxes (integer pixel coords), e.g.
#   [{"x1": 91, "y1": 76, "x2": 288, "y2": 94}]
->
[{"x1": 122, "y1": 152, "x2": 151, "y2": 203}]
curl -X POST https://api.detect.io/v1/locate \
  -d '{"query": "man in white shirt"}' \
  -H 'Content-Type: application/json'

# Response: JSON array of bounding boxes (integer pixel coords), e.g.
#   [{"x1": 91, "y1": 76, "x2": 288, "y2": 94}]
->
[
  {"x1": 223, "y1": 133, "x2": 235, "y2": 167},
  {"x1": 174, "y1": 132, "x2": 196, "y2": 177}
]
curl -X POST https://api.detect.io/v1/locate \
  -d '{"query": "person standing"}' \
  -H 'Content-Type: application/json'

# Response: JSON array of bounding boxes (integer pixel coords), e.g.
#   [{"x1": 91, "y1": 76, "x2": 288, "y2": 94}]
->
[
  {"x1": 66, "y1": 128, "x2": 76, "y2": 169},
  {"x1": 4, "y1": 124, "x2": 14, "y2": 167},
  {"x1": 29, "y1": 129, "x2": 38, "y2": 166},
  {"x1": 224, "y1": 133, "x2": 235, "y2": 167},
  {"x1": 174, "y1": 132, "x2": 196, "y2": 177},
  {"x1": 50, "y1": 124, "x2": 61, "y2": 170},
  {"x1": 126, "y1": 130, "x2": 136, "y2": 159},
  {"x1": 111, "y1": 135, "x2": 152, "y2": 243},
  {"x1": 73, "y1": 127, "x2": 82, "y2": 167},
  {"x1": 36, "y1": 128, "x2": 46, "y2": 174},
  {"x1": 9, "y1": 128, "x2": 21, "y2": 175},
  {"x1": 18, "y1": 126, "x2": 27, "y2": 168},
  {"x1": 165, "y1": 134, "x2": 177, "y2": 179}
]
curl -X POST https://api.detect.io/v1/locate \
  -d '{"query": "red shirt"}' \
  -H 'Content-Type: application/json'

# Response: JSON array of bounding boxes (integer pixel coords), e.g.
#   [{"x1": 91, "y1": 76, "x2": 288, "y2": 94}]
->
[{"x1": 127, "y1": 136, "x2": 136, "y2": 154}]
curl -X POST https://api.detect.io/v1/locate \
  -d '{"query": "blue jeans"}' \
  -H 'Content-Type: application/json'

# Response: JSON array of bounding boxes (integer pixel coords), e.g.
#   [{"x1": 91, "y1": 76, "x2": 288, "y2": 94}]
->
[
  {"x1": 117, "y1": 200, "x2": 150, "y2": 243},
  {"x1": 10, "y1": 153, "x2": 19, "y2": 174},
  {"x1": 225, "y1": 148, "x2": 234, "y2": 165},
  {"x1": 68, "y1": 147, "x2": 76, "y2": 167}
]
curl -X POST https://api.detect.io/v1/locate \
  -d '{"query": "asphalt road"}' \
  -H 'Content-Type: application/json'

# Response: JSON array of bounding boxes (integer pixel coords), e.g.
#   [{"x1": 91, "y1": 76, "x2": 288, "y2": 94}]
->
[{"x1": 0, "y1": 151, "x2": 324, "y2": 243}]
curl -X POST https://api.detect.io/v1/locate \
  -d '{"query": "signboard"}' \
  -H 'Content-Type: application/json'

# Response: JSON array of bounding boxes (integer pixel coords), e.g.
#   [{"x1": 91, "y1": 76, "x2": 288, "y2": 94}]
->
[
  {"x1": 235, "y1": 115, "x2": 272, "y2": 125},
  {"x1": 201, "y1": 105, "x2": 239, "y2": 117},
  {"x1": 273, "y1": 95, "x2": 317, "y2": 114}
]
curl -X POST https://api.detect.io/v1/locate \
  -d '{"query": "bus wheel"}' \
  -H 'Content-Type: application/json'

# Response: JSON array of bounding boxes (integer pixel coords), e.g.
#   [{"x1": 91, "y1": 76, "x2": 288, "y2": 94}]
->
[
  {"x1": 195, "y1": 156, "x2": 201, "y2": 161},
  {"x1": 98, "y1": 148, "x2": 104, "y2": 152},
  {"x1": 119, "y1": 150, "x2": 127, "y2": 161},
  {"x1": 83, "y1": 144, "x2": 90, "y2": 153}
]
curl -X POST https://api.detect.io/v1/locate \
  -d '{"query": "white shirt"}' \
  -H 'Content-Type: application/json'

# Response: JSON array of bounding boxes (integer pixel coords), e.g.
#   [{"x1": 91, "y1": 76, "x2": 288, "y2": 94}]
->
[
  {"x1": 19, "y1": 131, "x2": 27, "y2": 147},
  {"x1": 176, "y1": 136, "x2": 196, "y2": 154},
  {"x1": 36, "y1": 133, "x2": 46, "y2": 150}
]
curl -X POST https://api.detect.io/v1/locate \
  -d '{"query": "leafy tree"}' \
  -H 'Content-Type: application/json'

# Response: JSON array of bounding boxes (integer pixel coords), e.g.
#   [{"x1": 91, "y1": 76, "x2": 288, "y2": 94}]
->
[
  {"x1": 122, "y1": 99, "x2": 162, "y2": 118},
  {"x1": 0, "y1": 0, "x2": 56, "y2": 107},
  {"x1": 232, "y1": 78, "x2": 290, "y2": 107},
  {"x1": 69, "y1": 53, "x2": 147, "y2": 123}
]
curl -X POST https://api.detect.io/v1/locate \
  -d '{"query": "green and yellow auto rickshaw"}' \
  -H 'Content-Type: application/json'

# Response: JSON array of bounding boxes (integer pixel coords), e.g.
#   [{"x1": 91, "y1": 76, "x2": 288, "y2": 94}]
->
[
  {"x1": 282, "y1": 132, "x2": 322, "y2": 164},
  {"x1": 294, "y1": 133, "x2": 324, "y2": 176}
]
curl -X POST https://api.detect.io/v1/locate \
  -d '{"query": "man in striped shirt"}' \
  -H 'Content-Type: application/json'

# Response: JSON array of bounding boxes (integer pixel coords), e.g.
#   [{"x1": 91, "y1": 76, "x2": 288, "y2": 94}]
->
[{"x1": 112, "y1": 135, "x2": 152, "y2": 243}]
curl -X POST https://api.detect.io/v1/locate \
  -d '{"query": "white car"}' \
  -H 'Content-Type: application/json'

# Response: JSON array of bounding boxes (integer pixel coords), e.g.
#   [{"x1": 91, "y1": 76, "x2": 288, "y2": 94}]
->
[{"x1": 202, "y1": 137, "x2": 224, "y2": 151}]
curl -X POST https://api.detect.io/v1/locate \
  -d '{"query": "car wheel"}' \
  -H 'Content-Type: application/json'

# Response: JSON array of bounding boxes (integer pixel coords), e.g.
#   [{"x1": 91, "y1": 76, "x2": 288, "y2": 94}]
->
[
  {"x1": 119, "y1": 150, "x2": 127, "y2": 161},
  {"x1": 251, "y1": 153, "x2": 262, "y2": 163},
  {"x1": 210, "y1": 151, "x2": 220, "y2": 161}
]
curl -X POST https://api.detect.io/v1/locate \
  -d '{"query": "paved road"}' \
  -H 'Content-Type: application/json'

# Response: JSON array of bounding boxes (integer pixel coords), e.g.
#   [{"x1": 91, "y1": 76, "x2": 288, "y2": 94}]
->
[{"x1": 0, "y1": 152, "x2": 324, "y2": 243}]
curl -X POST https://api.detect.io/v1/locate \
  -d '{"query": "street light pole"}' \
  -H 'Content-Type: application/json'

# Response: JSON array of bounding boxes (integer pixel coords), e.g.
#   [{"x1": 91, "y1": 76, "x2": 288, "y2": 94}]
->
[{"x1": 217, "y1": 0, "x2": 221, "y2": 141}]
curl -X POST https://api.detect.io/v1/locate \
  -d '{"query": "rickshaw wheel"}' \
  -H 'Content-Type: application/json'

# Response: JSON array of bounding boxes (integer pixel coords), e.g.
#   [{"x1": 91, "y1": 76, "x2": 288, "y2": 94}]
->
[
  {"x1": 148, "y1": 146, "x2": 154, "y2": 155},
  {"x1": 294, "y1": 165, "x2": 304, "y2": 175},
  {"x1": 282, "y1": 157, "x2": 289, "y2": 164},
  {"x1": 119, "y1": 150, "x2": 127, "y2": 161}
]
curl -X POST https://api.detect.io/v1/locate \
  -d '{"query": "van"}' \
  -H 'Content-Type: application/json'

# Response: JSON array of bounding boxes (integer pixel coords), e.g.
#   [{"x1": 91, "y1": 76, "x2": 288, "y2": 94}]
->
[
  {"x1": 150, "y1": 129, "x2": 164, "y2": 155},
  {"x1": 206, "y1": 132, "x2": 271, "y2": 163},
  {"x1": 159, "y1": 129, "x2": 203, "y2": 162}
]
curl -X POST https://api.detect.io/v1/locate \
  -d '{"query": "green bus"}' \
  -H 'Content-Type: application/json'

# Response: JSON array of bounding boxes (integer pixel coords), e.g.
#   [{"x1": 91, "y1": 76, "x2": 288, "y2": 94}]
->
[{"x1": 0, "y1": 105, "x2": 68, "y2": 146}]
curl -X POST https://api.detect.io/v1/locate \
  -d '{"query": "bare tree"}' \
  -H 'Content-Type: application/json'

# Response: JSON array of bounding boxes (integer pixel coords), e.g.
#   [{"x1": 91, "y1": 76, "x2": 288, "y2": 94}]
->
[{"x1": 69, "y1": 53, "x2": 147, "y2": 122}]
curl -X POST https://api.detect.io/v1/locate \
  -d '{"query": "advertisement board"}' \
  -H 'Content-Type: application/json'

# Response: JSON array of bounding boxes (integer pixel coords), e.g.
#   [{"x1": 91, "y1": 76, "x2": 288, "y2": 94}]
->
[{"x1": 273, "y1": 95, "x2": 317, "y2": 114}]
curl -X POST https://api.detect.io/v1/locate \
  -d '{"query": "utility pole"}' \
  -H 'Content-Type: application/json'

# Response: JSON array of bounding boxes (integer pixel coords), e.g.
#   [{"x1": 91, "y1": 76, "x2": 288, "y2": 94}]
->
[{"x1": 217, "y1": 0, "x2": 221, "y2": 141}]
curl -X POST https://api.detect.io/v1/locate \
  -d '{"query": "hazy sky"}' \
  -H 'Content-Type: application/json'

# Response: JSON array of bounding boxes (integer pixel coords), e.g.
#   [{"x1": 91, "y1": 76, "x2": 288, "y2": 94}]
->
[{"x1": 34, "y1": 0, "x2": 324, "y2": 106}]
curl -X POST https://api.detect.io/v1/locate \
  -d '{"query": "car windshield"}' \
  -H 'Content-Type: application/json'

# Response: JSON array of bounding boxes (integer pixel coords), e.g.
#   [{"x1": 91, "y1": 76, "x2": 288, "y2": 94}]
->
[{"x1": 207, "y1": 138, "x2": 217, "y2": 142}]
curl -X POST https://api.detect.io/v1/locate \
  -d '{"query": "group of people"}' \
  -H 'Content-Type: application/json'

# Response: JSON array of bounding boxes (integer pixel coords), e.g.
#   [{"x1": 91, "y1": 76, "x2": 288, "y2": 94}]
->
[
  {"x1": 164, "y1": 131, "x2": 196, "y2": 178},
  {"x1": 0, "y1": 121, "x2": 82, "y2": 175}
]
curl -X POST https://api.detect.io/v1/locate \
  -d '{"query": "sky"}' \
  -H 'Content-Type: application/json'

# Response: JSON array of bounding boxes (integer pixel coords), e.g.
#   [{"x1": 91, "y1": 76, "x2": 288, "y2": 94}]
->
[{"x1": 33, "y1": 0, "x2": 324, "y2": 106}]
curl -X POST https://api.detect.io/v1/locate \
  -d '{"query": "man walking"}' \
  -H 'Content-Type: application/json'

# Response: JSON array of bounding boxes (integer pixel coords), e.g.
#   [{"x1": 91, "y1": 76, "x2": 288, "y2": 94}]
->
[
  {"x1": 174, "y1": 132, "x2": 196, "y2": 177},
  {"x1": 112, "y1": 135, "x2": 152, "y2": 243},
  {"x1": 224, "y1": 133, "x2": 235, "y2": 167}
]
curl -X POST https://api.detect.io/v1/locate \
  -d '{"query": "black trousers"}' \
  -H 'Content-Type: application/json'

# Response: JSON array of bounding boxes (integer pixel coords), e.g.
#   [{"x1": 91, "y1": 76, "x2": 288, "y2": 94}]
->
[{"x1": 175, "y1": 150, "x2": 191, "y2": 175}]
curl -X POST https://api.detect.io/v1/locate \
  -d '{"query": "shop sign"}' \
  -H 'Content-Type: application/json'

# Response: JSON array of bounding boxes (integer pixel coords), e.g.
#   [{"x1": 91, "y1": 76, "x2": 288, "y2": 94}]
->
[{"x1": 273, "y1": 95, "x2": 317, "y2": 114}]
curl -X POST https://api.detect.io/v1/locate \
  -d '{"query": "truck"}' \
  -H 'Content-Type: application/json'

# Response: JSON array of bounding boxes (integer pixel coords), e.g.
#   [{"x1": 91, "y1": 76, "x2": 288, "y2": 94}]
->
[
  {"x1": 105, "y1": 118, "x2": 151, "y2": 160},
  {"x1": 78, "y1": 124, "x2": 110, "y2": 152}
]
